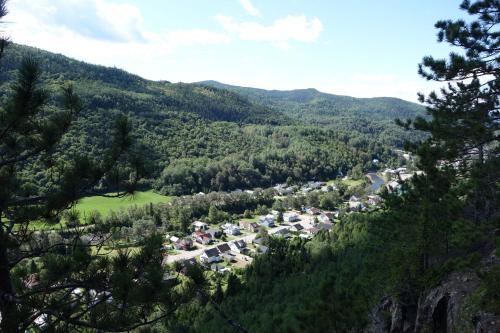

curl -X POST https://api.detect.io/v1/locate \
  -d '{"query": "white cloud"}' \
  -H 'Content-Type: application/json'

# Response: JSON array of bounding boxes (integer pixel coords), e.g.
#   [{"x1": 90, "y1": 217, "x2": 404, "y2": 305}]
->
[
  {"x1": 215, "y1": 14, "x2": 323, "y2": 48},
  {"x1": 6, "y1": 0, "x2": 230, "y2": 74},
  {"x1": 9, "y1": 0, "x2": 146, "y2": 42},
  {"x1": 238, "y1": 0, "x2": 260, "y2": 16}
]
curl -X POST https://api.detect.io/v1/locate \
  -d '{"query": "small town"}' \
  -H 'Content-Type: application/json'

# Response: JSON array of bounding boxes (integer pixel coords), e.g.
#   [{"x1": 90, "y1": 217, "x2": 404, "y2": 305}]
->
[{"x1": 162, "y1": 162, "x2": 420, "y2": 273}]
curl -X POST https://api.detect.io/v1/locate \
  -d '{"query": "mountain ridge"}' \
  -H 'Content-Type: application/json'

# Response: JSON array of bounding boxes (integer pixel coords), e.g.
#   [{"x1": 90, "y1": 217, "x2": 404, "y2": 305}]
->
[{"x1": 199, "y1": 80, "x2": 425, "y2": 124}]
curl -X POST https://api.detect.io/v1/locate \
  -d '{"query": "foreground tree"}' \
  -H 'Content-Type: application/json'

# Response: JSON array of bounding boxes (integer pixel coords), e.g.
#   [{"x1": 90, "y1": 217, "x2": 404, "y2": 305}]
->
[
  {"x1": 388, "y1": 0, "x2": 500, "y2": 306},
  {"x1": 399, "y1": 0, "x2": 499, "y2": 221},
  {"x1": 0, "y1": 2, "x2": 196, "y2": 331}
]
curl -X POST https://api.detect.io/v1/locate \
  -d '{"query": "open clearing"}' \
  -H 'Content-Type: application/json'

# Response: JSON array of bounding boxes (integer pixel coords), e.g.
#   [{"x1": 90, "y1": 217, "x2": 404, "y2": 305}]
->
[{"x1": 75, "y1": 190, "x2": 172, "y2": 218}]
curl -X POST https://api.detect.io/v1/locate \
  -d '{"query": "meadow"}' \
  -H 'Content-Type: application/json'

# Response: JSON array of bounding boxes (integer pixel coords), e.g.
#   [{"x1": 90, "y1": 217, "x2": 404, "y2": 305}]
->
[{"x1": 75, "y1": 190, "x2": 172, "y2": 218}]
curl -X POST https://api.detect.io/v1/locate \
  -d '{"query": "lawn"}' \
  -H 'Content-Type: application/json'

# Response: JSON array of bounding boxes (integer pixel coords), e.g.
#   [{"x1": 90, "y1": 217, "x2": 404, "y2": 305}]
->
[
  {"x1": 75, "y1": 190, "x2": 172, "y2": 219},
  {"x1": 327, "y1": 177, "x2": 366, "y2": 189}
]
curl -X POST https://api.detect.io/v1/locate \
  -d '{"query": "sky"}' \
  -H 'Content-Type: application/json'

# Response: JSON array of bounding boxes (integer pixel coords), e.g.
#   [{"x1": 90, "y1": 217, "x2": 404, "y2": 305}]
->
[{"x1": 5, "y1": 0, "x2": 467, "y2": 102}]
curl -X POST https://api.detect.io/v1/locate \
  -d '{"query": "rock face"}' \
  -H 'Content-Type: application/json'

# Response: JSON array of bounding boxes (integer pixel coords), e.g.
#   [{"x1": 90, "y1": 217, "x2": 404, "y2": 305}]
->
[
  {"x1": 366, "y1": 271, "x2": 499, "y2": 333},
  {"x1": 413, "y1": 271, "x2": 479, "y2": 332}
]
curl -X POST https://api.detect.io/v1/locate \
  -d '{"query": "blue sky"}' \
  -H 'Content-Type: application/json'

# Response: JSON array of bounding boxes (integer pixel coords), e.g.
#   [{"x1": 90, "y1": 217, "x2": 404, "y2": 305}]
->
[{"x1": 8, "y1": 0, "x2": 466, "y2": 102}]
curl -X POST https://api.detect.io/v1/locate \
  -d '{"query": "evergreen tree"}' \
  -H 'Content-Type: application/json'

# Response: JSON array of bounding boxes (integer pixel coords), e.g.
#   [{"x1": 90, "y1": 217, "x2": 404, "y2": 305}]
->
[
  {"x1": 400, "y1": 0, "x2": 500, "y2": 221},
  {"x1": 0, "y1": 3, "x2": 195, "y2": 331}
]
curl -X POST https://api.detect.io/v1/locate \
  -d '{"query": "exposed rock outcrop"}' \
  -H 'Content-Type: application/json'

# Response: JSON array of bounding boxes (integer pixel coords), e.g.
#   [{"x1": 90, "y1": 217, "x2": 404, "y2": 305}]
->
[{"x1": 366, "y1": 249, "x2": 500, "y2": 333}]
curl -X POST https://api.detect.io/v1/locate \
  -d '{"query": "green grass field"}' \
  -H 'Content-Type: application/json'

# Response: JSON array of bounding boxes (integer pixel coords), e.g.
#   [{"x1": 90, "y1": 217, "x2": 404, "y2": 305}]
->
[
  {"x1": 327, "y1": 177, "x2": 366, "y2": 189},
  {"x1": 75, "y1": 190, "x2": 172, "y2": 219}
]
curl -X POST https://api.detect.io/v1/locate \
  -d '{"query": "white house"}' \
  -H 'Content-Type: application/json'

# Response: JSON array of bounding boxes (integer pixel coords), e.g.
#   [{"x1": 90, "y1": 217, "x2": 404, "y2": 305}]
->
[
  {"x1": 284, "y1": 212, "x2": 300, "y2": 223},
  {"x1": 221, "y1": 223, "x2": 240, "y2": 236},
  {"x1": 367, "y1": 195, "x2": 382, "y2": 206},
  {"x1": 259, "y1": 214, "x2": 275, "y2": 227},
  {"x1": 192, "y1": 221, "x2": 208, "y2": 231},
  {"x1": 200, "y1": 248, "x2": 221, "y2": 264},
  {"x1": 229, "y1": 240, "x2": 247, "y2": 253}
]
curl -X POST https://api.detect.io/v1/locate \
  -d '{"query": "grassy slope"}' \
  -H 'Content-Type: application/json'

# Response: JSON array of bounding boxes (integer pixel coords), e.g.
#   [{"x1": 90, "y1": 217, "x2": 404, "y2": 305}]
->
[{"x1": 75, "y1": 190, "x2": 172, "y2": 218}]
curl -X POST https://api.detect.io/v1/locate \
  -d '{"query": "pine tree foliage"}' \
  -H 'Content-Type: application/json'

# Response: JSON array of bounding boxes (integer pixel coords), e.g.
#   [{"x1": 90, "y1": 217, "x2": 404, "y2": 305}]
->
[{"x1": 0, "y1": 2, "x2": 196, "y2": 331}]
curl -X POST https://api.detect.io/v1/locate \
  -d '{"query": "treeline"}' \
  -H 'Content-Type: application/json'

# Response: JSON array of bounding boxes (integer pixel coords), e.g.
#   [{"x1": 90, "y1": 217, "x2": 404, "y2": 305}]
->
[
  {"x1": 0, "y1": 44, "x2": 420, "y2": 197},
  {"x1": 88, "y1": 190, "x2": 275, "y2": 241}
]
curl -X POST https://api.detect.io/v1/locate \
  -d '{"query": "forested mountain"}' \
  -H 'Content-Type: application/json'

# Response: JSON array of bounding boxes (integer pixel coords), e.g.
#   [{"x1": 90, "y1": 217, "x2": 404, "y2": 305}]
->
[
  {"x1": 0, "y1": 44, "x2": 422, "y2": 195},
  {"x1": 0, "y1": 44, "x2": 290, "y2": 125},
  {"x1": 200, "y1": 80, "x2": 425, "y2": 124}
]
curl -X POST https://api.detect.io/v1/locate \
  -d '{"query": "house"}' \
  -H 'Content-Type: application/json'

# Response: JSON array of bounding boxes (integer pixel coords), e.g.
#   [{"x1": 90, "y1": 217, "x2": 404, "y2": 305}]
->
[
  {"x1": 308, "y1": 181, "x2": 325, "y2": 189},
  {"x1": 200, "y1": 248, "x2": 221, "y2": 264},
  {"x1": 216, "y1": 243, "x2": 232, "y2": 254},
  {"x1": 194, "y1": 230, "x2": 213, "y2": 245},
  {"x1": 211, "y1": 263, "x2": 230, "y2": 273},
  {"x1": 259, "y1": 214, "x2": 275, "y2": 227},
  {"x1": 221, "y1": 252, "x2": 237, "y2": 263},
  {"x1": 367, "y1": 195, "x2": 382, "y2": 206},
  {"x1": 290, "y1": 223, "x2": 304, "y2": 232},
  {"x1": 302, "y1": 187, "x2": 313, "y2": 193},
  {"x1": 304, "y1": 227, "x2": 319, "y2": 235},
  {"x1": 274, "y1": 184, "x2": 295, "y2": 196},
  {"x1": 383, "y1": 168, "x2": 397, "y2": 179},
  {"x1": 192, "y1": 221, "x2": 208, "y2": 231},
  {"x1": 316, "y1": 223, "x2": 333, "y2": 232},
  {"x1": 206, "y1": 228, "x2": 222, "y2": 238},
  {"x1": 349, "y1": 196, "x2": 364, "y2": 211},
  {"x1": 257, "y1": 245, "x2": 269, "y2": 254},
  {"x1": 173, "y1": 238, "x2": 193, "y2": 251},
  {"x1": 387, "y1": 180, "x2": 401, "y2": 192},
  {"x1": 318, "y1": 214, "x2": 331, "y2": 224},
  {"x1": 283, "y1": 212, "x2": 300, "y2": 223},
  {"x1": 272, "y1": 228, "x2": 291, "y2": 239},
  {"x1": 399, "y1": 173, "x2": 414, "y2": 181},
  {"x1": 229, "y1": 240, "x2": 247, "y2": 253},
  {"x1": 305, "y1": 207, "x2": 321, "y2": 215},
  {"x1": 349, "y1": 201, "x2": 364, "y2": 211},
  {"x1": 252, "y1": 237, "x2": 265, "y2": 246},
  {"x1": 324, "y1": 211, "x2": 340, "y2": 220},
  {"x1": 221, "y1": 223, "x2": 240, "y2": 236},
  {"x1": 240, "y1": 220, "x2": 260, "y2": 232}
]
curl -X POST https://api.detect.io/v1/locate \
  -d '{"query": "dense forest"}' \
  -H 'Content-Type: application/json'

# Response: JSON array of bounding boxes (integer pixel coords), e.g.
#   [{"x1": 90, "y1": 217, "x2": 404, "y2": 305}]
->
[
  {"x1": 1, "y1": 0, "x2": 498, "y2": 331},
  {"x1": 0, "y1": 44, "x2": 424, "y2": 195}
]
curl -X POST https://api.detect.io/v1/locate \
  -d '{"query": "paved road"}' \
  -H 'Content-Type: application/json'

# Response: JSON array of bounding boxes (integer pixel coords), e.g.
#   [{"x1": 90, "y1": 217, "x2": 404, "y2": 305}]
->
[{"x1": 163, "y1": 224, "x2": 290, "y2": 264}]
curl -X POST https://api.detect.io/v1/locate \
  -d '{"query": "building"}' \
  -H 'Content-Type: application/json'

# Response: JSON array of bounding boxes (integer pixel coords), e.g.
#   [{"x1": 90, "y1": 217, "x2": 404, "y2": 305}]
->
[
  {"x1": 173, "y1": 238, "x2": 193, "y2": 251},
  {"x1": 318, "y1": 214, "x2": 331, "y2": 224},
  {"x1": 290, "y1": 223, "x2": 304, "y2": 232},
  {"x1": 367, "y1": 195, "x2": 382, "y2": 206},
  {"x1": 200, "y1": 248, "x2": 221, "y2": 264},
  {"x1": 305, "y1": 207, "x2": 321, "y2": 215},
  {"x1": 240, "y1": 220, "x2": 260, "y2": 233},
  {"x1": 259, "y1": 214, "x2": 275, "y2": 228},
  {"x1": 283, "y1": 212, "x2": 300, "y2": 223},
  {"x1": 216, "y1": 243, "x2": 232, "y2": 254},
  {"x1": 272, "y1": 228, "x2": 291, "y2": 239},
  {"x1": 221, "y1": 223, "x2": 241, "y2": 236},
  {"x1": 206, "y1": 228, "x2": 222, "y2": 239},
  {"x1": 194, "y1": 230, "x2": 213, "y2": 245},
  {"x1": 349, "y1": 196, "x2": 364, "y2": 211},
  {"x1": 192, "y1": 221, "x2": 208, "y2": 231},
  {"x1": 229, "y1": 240, "x2": 247, "y2": 253}
]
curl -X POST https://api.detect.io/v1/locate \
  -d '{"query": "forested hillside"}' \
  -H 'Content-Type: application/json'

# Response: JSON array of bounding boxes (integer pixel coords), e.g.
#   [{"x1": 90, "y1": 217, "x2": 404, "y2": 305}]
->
[
  {"x1": 200, "y1": 80, "x2": 425, "y2": 124},
  {"x1": 0, "y1": 44, "x2": 423, "y2": 195}
]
